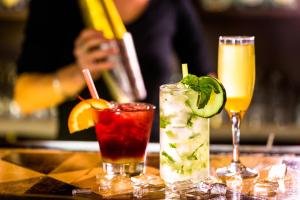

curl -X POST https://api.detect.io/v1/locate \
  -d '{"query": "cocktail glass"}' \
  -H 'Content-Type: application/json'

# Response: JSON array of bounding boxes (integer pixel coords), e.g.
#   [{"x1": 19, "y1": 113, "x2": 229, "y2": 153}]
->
[
  {"x1": 217, "y1": 36, "x2": 257, "y2": 178},
  {"x1": 159, "y1": 83, "x2": 210, "y2": 184},
  {"x1": 94, "y1": 102, "x2": 155, "y2": 179}
]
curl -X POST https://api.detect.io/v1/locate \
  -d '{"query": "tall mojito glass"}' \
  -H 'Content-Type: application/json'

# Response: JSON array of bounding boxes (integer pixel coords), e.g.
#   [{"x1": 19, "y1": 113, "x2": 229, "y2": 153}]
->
[{"x1": 160, "y1": 83, "x2": 210, "y2": 183}]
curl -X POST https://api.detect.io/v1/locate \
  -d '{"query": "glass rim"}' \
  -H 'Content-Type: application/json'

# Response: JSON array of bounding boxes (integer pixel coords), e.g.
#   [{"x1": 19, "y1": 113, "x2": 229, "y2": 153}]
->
[
  {"x1": 160, "y1": 83, "x2": 189, "y2": 92},
  {"x1": 219, "y1": 36, "x2": 255, "y2": 44},
  {"x1": 96, "y1": 102, "x2": 156, "y2": 112}
]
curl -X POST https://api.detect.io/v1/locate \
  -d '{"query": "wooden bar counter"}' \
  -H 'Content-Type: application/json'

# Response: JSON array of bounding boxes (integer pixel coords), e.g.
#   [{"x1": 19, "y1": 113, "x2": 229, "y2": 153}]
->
[{"x1": 0, "y1": 142, "x2": 299, "y2": 199}]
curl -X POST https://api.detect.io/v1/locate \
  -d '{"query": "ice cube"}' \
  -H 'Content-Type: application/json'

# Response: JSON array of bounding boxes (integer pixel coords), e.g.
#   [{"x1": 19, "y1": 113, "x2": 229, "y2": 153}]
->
[
  {"x1": 131, "y1": 175, "x2": 165, "y2": 199},
  {"x1": 253, "y1": 180, "x2": 279, "y2": 197},
  {"x1": 196, "y1": 181, "x2": 211, "y2": 193},
  {"x1": 268, "y1": 163, "x2": 287, "y2": 181},
  {"x1": 192, "y1": 117, "x2": 209, "y2": 133},
  {"x1": 98, "y1": 175, "x2": 113, "y2": 190},
  {"x1": 161, "y1": 93, "x2": 190, "y2": 117},
  {"x1": 98, "y1": 175, "x2": 132, "y2": 194},
  {"x1": 169, "y1": 127, "x2": 194, "y2": 141},
  {"x1": 282, "y1": 160, "x2": 300, "y2": 170},
  {"x1": 131, "y1": 175, "x2": 150, "y2": 186},
  {"x1": 131, "y1": 174, "x2": 165, "y2": 188},
  {"x1": 210, "y1": 183, "x2": 227, "y2": 195},
  {"x1": 132, "y1": 185, "x2": 149, "y2": 199},
  {"x1": 165, "y1": 190, "x2": 181, "y2": 200},
  {"x1": 167, "y1": 180, "x2": 195, "y2": 192},
  {"x1": 204, "y1": 176, "x2": 223, "y2": 185},
  {"x1": 169, "y1": 113, "x2": 191, "y2": 128}
]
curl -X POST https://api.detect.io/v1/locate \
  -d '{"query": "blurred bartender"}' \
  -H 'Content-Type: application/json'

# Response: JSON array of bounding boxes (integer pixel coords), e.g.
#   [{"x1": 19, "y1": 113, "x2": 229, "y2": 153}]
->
[{"x1": 14, "y1": 0, "x2": 212, "y2": 142}]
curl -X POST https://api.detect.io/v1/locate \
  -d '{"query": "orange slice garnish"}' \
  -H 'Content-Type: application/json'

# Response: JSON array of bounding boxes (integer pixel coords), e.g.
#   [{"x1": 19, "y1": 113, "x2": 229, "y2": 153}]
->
[{"x1": 68, "y1": 98, "x2": 110, "y2": 134}]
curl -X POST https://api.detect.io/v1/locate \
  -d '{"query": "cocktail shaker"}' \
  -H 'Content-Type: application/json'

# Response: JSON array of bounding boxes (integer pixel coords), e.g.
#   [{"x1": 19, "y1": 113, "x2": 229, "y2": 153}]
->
[{"x1": 79, "y1": 0, "x2": 147, "y2": 102}]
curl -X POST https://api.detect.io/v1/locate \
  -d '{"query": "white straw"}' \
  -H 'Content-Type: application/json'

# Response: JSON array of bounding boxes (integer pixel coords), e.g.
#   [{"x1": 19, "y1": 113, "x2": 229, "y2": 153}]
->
[{"x1": 82, "y1": 69, "x2": 99, "y2": 99}]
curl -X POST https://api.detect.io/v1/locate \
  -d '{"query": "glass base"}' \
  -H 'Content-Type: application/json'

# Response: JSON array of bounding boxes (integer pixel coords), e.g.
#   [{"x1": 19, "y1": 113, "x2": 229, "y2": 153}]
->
[
  {"x1": 216, "y1": 161, "x2": 258, "y2": 179},
  {"x1": 96, "y1": 163, "x2": 164, "y2": 198},
  {"x1": 102, "y1": 162, "x2": 144, "y2": 177}
]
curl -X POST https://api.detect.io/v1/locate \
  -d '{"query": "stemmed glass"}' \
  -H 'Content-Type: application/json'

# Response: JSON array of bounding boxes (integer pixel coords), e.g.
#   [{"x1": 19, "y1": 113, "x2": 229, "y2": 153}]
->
[{"x1": 217, "y1": 36, "x2": 257, "y2": 178}]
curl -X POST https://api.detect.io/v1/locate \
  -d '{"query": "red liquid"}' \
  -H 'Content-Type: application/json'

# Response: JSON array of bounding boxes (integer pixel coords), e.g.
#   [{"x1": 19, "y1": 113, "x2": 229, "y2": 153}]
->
[{"x1": 95, "y1": 103, "x2": 155, "y2": 163}]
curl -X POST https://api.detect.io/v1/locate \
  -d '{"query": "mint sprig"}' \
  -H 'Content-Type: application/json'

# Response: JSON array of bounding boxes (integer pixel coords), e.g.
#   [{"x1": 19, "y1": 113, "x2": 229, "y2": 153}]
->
[
  {"x1": 181, "y1": 75, "x2": 220, "y2": 109},
  {"x1": 162, "y1": 151, "x2": 175, "y2": 163}
]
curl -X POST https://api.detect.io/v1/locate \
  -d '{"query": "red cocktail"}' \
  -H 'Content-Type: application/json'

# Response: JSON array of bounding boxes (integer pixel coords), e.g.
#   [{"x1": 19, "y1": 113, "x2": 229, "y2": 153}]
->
[{"x1": 95, "y1": 102, "x2": 155, "y2": 176}]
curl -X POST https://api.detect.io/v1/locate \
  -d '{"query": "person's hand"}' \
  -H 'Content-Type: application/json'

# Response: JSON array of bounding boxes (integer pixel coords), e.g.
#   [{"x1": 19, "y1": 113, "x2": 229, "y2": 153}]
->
[{"x1": 74, "y1": 29, "x2": 119, "y2": 78}]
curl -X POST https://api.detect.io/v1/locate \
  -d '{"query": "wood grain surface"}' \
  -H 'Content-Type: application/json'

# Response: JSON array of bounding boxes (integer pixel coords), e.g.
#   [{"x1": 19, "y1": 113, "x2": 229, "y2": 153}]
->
[{"x1": 0, "y1": 148, "x2": 299, "y2": 199}]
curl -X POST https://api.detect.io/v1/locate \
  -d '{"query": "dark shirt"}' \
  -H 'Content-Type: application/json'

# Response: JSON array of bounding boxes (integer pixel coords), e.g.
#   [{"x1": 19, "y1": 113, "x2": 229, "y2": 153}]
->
[{"x1": 17, "y1": 0, "x2": 211, "y2": 142}]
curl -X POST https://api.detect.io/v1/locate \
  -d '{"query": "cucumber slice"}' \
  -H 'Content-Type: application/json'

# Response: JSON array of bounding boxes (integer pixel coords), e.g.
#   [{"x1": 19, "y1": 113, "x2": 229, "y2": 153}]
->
[{"x1": 183, "y1": 76, "x2": 226, "y2": 118}]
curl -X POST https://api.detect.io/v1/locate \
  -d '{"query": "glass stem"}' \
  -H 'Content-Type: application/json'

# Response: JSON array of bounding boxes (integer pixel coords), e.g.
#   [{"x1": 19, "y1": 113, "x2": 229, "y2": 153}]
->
[{"x1": 231, "y1": 112, "x2": 241, "y2": 163}]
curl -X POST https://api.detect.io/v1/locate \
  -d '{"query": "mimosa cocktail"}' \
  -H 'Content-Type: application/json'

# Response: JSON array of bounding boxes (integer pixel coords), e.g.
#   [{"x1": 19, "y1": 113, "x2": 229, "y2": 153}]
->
[
  {"x1": 217, "y1": 36, "x2": 257, "y2": 178},
  {"x1": 218, "y1": 40, "x2": 255, "y2": 118}
]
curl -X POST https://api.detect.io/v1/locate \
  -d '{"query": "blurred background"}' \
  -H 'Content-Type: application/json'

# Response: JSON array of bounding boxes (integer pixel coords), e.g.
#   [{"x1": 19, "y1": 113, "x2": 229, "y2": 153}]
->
[{"x1": 0, "y1": 0, "x2": 300, "y2": 145}]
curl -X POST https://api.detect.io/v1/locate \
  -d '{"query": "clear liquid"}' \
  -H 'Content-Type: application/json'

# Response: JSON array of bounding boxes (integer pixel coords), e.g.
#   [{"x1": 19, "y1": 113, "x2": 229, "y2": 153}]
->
[{"x1": 159, "y1": 84, "x2": 209, "y2": 183}]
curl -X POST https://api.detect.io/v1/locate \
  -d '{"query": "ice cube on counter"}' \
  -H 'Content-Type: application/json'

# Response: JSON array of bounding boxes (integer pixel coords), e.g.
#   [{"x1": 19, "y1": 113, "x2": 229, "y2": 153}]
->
[
  {"x1": 210, "y1": 183, "x2": 227, "y2": 195},
  {"x1": 268, "y1": 163, "x2": 287, "y2": 181},
  {"x1": 253, "y1": 180, "x2": 279, "y2": 197},
  {"x1": 196, "y1": 181, "x2": 211, "y2": 193},
  {"x1": 167, "y1": 180, "x2": 195, "y2": 192}
]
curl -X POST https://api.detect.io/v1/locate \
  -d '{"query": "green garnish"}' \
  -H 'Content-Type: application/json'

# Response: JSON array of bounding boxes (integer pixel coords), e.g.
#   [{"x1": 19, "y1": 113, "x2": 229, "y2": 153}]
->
[
  {"x1": 162, "y1": 151, "x2": 175, "y2": 163},
  {"x1": 181, "y1": 75, "x2": 226, "y2": 118},
  {"x1": 182, "y1": 63, "x2": 189, "y2": 78},
  {"x1": 187, "y1": 143, "x2": 204, "y2": 160},
  {"x1": 189, "y1": 133, "x2": 200, "y2": 139},
  {"x1": 165, "y1": 130, "x2": 175, "y2": 138},
  {"x1": 177, "y1": 165, "x2": 184, "y2": 174},
  {"x1": 160, "y1": 116, "x2": 170, "y2": 128},
  {"x1": 186, "y1": 112, "x2": 197, "y2": 127},
  {"x1": 169, "y1": 143, "x2": 177, "y2": 148},
  {"x1": 181, "y1": 74, "x2": 220, "y2": 109},
  {"x1": 187, "y1": 154, "x2": 198, "y2": 161}
]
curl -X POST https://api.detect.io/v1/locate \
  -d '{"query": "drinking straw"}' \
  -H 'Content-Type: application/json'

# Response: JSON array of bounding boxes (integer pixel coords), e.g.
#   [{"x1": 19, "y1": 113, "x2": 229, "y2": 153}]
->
[
  {"x1": 82, "y1": 69, "x2": 99, "y2": 99},
  {"x1": 182, "y1": 63, "x2": 188, "y2": 78},
  {"x1": 77, "y1": 96, "x2": 85, "y2": 101}
]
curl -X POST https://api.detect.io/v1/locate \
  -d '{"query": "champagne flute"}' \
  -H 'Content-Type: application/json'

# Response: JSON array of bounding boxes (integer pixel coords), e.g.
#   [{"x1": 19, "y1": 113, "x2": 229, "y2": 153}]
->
[{"x1": 217, "y1": 36, "x2": 257, "y2": 178}]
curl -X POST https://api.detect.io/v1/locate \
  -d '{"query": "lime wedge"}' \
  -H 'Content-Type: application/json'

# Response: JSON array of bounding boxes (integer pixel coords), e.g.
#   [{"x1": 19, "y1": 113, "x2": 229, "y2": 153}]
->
[{"x1": 181, "y1": 75, "x2": 226, "y2": 118}]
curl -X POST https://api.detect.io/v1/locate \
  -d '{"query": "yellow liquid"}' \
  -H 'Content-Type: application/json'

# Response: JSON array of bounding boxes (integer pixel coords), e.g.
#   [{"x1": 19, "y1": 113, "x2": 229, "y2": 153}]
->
[{"x1": 218, "y1": 42, "x2": 255, "y2": 118}]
